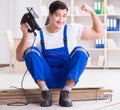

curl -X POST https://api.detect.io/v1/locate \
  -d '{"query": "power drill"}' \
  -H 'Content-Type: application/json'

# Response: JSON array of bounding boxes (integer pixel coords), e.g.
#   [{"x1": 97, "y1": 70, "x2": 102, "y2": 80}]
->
[{"x1": 20, "y1": 7, "x2": 40, "y2": 35}]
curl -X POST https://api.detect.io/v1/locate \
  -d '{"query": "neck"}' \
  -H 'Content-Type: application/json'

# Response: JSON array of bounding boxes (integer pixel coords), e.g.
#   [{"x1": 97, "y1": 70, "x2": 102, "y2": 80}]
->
[{"x1": 46, "y1": 24, "x2": 60, "y2": 33}]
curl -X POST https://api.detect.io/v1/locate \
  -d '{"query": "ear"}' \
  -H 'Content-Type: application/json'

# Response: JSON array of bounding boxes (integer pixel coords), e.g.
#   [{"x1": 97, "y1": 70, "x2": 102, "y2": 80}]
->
[
  {"x1": 45, "y1": 16, "x2": 50, "y2": 25},
  {"x1": 49, "y1": 13, "x2": 52, "y2": 17}
]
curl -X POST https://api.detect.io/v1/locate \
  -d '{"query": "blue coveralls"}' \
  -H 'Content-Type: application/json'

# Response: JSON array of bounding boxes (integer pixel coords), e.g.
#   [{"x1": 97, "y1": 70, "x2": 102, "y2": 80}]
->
[{"x1": 24, "y1": 25, "x2": 89, "y2": 88}]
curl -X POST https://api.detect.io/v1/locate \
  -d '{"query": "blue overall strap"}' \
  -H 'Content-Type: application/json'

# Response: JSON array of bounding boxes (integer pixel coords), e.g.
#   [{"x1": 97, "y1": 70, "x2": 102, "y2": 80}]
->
[
  {"x1": 40, "y1": 25, "x2": 67, "y2": 50},
  {"x1": 63, "y1": 24, "x2": 67, "y2": 47},
  {"x1": 39, "y1": 29, "x2": 45, "y2": 51}
]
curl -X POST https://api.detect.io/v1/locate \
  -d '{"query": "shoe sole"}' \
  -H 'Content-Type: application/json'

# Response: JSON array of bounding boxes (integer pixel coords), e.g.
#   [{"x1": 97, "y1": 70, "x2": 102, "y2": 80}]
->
[{"x1": 59, "y1": 101, "x2": 72, "y2": 107}]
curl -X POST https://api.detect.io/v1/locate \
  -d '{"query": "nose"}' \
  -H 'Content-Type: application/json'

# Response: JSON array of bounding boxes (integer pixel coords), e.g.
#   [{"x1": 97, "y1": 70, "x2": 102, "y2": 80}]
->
[{"x1": 59, "y1": 16, "x2": 65, "y2": 23}]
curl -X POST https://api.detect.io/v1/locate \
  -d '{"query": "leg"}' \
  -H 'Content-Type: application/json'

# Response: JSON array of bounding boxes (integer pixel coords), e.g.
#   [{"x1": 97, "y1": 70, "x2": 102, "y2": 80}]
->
[
  {"x1": 59, "y1": 46, "x2": 89, "y2": 107},
  {"x1": 24, "y1": 46, "x2": 56, "y2": 88},
  {"x1": 66, "y1": 46, "x2": 89, "y2": 85},
  {"x1": 24, "y1": 46, "x2": 53, "y2": 107}
]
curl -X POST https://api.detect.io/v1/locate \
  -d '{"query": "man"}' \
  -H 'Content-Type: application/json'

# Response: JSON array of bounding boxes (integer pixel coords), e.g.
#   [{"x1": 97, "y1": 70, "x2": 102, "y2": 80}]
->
[{"x1": 16, "y1": 0, "x2": 104, "y2": 107}]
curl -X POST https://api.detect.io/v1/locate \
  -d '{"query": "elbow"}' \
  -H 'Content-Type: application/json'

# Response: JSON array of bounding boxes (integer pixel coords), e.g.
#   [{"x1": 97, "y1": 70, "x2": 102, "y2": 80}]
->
[
  {"x1": 99, "y1": 29, "x2": 105, "y2": 38},
  {"x1": 96, "y1": 25, "x2": 105, "y2": 39},
  {"x1": 96, "y1": 23, "x2": 105, "y2": 39},
  {"x1": 16, "y1": 49, "x2": 25, "y2": 62},
  {"x1": 16, "y1": 54, "x2": 24, "y2": 62},
  {"x1": 16, "y1": 56, "x2": 24, "y2": 62},
  {"x1": 99, "y1": 24, "x2": 105, "y2": 38}
]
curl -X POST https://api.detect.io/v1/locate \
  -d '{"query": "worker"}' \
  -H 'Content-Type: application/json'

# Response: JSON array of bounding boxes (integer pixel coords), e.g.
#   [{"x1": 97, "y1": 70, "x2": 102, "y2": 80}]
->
[{"x1": 16, "y1": 0, "x2": 104, "y2": 107}]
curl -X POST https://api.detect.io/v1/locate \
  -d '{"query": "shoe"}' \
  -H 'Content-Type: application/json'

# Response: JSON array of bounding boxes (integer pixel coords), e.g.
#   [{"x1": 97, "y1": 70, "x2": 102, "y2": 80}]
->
[
  {"x1": 59, "y1": 90, "x2": 72, "y2": 107},
  {"x1": 40, "y1": 90, "x2": 52, "y2": 107}
]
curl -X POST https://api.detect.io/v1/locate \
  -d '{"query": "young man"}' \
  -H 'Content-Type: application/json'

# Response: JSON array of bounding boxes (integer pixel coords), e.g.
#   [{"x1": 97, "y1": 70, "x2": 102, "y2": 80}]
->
[{"x1": 16, "y1": 0, "x2": 104, "y2": 107}]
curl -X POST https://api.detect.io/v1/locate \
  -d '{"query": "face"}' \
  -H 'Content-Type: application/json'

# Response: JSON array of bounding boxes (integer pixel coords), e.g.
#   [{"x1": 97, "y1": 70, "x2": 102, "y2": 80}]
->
[{"x1": 49, "y1": 9, "x2": 68, "y2": 29}]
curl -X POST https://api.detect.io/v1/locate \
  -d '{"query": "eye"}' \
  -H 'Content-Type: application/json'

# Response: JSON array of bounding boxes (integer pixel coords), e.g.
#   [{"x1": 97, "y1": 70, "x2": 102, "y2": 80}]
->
[
  {"x1": 55, "y1": 14, "x2": 60, "y2": 17},
  {"x1": 63, "y1": 15, "x2": 67, "y2": 18},
  {"x1": 63, "y1": 13, "x2": 67, "y2": 18}
]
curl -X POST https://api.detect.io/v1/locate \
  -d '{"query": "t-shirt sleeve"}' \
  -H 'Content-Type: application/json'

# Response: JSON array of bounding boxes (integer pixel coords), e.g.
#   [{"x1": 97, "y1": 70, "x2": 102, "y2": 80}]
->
[{"x1": 67, "y1": 23, "x2": 84, "y2": 39}]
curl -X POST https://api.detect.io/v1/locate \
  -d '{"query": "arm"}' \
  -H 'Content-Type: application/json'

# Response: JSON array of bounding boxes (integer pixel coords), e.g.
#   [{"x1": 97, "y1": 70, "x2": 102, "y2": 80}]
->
[
  {"x1": 80, "y1": 4, "x2": 104, "y2": 40},
  {"x1": 16, "y1": 24, "x2": 32, "y2": 62}
]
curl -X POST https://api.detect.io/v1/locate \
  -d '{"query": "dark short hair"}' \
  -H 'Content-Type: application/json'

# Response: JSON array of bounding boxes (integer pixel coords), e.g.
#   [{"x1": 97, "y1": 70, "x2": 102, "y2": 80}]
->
[{"x1": 49, "y1": 0, "x2": 68, "y2": 14}]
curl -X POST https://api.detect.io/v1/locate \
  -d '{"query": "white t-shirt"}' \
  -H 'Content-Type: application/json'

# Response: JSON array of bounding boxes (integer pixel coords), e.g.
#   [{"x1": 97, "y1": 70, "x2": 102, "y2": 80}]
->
[{"x1": 28, "y1": 23, "x2": 84, "y2": 54}]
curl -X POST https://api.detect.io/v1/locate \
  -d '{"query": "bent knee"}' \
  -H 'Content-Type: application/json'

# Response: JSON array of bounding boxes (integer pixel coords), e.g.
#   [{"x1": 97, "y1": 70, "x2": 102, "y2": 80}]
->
[
  {"x1": 24, "y1": 46, "x2": 41, "y2": 58},
  {"x1": 70, "y1": 46, "x2": 89, "y2": 59}
]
